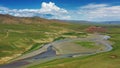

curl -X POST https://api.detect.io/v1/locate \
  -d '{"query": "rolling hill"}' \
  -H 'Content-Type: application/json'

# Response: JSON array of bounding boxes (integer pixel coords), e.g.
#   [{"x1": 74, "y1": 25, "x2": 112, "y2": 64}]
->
[
  {"x1": 0, "y1": 14, "x2": 120, "y2": 68},
  {"x1": 0, "y1": 14, "x2": 76, "y2": 64}
]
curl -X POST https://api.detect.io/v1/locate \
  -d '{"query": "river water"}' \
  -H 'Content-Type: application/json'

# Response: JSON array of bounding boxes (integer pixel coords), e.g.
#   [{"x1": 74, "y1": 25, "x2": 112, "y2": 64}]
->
[
  {"x1": 0, "y1": 35, "x2": 113, "y2": 68},
  {"x1": 0, "y1": 46, "x2": 56, "y2": 68}
]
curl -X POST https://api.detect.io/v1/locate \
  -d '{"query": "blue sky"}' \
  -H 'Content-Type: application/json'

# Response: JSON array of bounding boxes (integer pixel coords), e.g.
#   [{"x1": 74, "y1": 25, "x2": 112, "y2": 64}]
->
[{"x1": 0, "y1": 0, "x2": 120, "y2": 21}]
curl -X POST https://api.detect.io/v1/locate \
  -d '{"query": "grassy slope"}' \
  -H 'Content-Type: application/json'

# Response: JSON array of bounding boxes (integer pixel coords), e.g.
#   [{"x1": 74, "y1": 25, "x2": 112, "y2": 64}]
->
[
  {"x1": 1, "y1": 14, "x2": 119, "y2": 67},
  {"x1": 0, "y1": 17, "x2": 90, "y2": 64},
  {"x1": 0, "y1": 24, "x2": 67, "y2": 54},
  {"x1": 28, "y1": 25, "x2": 120, "y2": 68},
  {"x1": 0, "y1": 22, "x2": 76, "y2": 64}
]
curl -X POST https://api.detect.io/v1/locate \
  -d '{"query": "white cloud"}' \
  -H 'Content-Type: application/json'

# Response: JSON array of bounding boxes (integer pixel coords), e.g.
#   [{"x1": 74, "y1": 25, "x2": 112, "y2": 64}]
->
[
  {"x1": 80, "y1": 4, "x2": 108, "y2": 9},
  {"x1": 0, "y1": 6, "x2": 9, "y2": 10},
  {"x1": 77, "y1": 4, "x2": 120, "y2": 21},
  {"x1": 0, "y1": 2, "x2": 70, "y2": 19},
  {"x1": 39, "y1": 2, "x2": 70, "y2": 19},
  {"x1": 0, "y1": 3, "x2": 120, "y2": 21},
  {"x1": 40, "y1": 2, "x2": 68, "y2": 14}
]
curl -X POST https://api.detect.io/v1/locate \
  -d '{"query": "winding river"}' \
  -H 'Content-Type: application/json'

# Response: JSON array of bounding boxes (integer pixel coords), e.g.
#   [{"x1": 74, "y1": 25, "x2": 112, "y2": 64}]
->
[{"x1": 0, "y1": 34, "x2": 113, "y2": 68}]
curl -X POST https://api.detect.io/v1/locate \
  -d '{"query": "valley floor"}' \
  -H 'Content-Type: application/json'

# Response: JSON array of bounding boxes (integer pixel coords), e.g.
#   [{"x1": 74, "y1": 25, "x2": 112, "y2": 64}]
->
[{"x1": 0, "y1": 34, "x2": 113, "y2": 68}]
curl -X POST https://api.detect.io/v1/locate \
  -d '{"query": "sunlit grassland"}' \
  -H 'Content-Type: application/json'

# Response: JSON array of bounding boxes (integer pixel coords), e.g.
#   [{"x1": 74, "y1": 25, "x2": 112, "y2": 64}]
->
[
  {"x1": 0, "y1": 22, "x2": 91, "y2": 64},
  {"x1": 74, "y1": 41, "x2": 95, "y2": 48},
  {"x1": 28, "y1": 25, "x2": 120, "y2": 68},
  {"x1": 0, "y1": 23, "x2": 71, "y2": 59}
]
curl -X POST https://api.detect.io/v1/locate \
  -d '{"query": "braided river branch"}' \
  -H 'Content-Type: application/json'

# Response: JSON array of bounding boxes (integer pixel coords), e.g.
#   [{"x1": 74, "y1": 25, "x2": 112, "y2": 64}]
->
[{"x1": 0, "y1": 34, "x2": 113, "y2": 68}]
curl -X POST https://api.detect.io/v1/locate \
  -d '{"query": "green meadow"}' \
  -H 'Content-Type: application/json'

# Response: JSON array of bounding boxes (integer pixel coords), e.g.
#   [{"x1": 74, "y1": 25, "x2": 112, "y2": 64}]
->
[
  {"x1": 0, "y1": 17, "x2": 120, "y2": 68},
  {"x1": 28, "y1": 25, "x2": 120, "y2": 68},
  {"x1": 74, "y1": 41, "x2": 95, "y2": 48},
  {"x1": 0, "y1": 22, "x2": 89, "y2": 64}
]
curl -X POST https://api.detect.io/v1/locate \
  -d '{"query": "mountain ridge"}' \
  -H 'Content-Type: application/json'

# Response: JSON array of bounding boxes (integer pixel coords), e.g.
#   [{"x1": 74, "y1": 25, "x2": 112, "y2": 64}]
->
[{"x1": 0, "y1": 14, "x2": 119, "y2": 24}]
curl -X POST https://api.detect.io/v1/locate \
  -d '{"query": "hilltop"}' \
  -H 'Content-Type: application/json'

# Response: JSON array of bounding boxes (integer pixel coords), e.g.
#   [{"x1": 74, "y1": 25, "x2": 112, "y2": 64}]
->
[
  {"x1": 0, "y1": 14, "x2": 74, "y2": 64},
  {"x1": 0, "y1": 14, "x2": 88, "y2": 64},
  {"x1": 0, "y1": 14, "x2": 69, "y2": 25}
]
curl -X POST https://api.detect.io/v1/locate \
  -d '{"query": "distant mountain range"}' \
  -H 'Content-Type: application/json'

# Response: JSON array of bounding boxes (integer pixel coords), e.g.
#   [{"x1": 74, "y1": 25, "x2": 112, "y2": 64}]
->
[
  {"x1": 53, "y1": 19, "x2": 120, "y2": 24},
  {"x1": 0, "y1": 14, "x2": 69, "y2": 24},
  {"x1": 0, "y1": 14, "x2": 119, "y2": 24},
  {"x1": 98, "y1": 21, "x2": 120, "y2": 24},
  {"x1": 59, "y1": 20, "x2": 120, "y2": 24}
]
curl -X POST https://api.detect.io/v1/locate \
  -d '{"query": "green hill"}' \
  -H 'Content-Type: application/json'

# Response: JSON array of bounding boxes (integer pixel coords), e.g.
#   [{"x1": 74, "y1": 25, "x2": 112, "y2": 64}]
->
[
  {"x1": 0, "y1": 14, "x2": 120, "y2": 68},
  {"x1": 0, "y1": 14, "x2": 88, "y2": 64},
  {"x1": 28, "y1": 25, "x2": 120, "y2": 68}
]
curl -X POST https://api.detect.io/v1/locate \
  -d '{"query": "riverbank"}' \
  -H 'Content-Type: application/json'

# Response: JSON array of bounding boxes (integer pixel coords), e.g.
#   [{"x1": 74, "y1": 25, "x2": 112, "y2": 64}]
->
[{"x1": 0, "y1": 34, "x2": 113, "y2": 68}]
